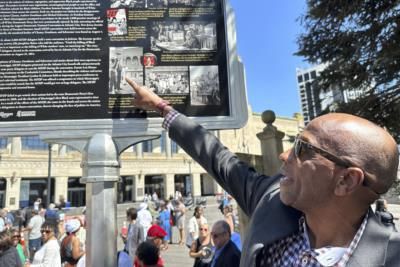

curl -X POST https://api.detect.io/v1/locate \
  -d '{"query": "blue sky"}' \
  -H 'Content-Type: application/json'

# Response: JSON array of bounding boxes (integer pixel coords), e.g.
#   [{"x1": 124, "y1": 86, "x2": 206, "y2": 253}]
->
[{"x1": 229, "y1": 0, "x2": 309, "y2": 118}]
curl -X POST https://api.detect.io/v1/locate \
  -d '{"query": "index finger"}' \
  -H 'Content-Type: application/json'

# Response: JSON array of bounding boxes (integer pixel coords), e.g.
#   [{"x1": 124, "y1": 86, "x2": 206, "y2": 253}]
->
[{"x1": 125, "y1": 77, "x2": 141, "y2": 93}]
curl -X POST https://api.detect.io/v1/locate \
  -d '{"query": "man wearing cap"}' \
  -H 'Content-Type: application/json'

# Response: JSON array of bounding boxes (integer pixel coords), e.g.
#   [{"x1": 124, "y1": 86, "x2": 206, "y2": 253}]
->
[
  {"x1": 134, "y1": 225, "x2": 166, "y2": 267},
  {"x1": 138, "y1": 203, "x2": 153, "y2": 239},
  {"x1": 127, "y1": 78, "x2": 400, "y2": 267}
]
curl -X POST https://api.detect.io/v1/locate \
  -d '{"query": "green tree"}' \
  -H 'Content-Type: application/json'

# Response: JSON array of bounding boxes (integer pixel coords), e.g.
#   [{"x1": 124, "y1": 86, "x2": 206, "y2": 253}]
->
[{"x1": 296, "y1": 0, "x2": 400, "y2": 142}]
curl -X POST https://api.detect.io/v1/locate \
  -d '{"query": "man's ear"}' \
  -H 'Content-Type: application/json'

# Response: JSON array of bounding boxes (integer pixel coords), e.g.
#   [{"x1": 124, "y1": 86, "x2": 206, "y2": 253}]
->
[{"x1": 334, "y1": 167, "x2": 364, "y2": 196}]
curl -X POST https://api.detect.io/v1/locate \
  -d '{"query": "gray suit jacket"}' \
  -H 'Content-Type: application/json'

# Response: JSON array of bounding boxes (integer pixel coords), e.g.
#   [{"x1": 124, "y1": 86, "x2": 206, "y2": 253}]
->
[{"x1": 169, "y1": 114, "x2": 400, "y2": 267}]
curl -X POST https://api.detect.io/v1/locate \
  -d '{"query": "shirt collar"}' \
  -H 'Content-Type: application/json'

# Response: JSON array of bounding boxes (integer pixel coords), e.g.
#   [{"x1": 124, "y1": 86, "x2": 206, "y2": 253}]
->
[{"x1": 299, "y1": 210, "x2": 369, "y2": 266}]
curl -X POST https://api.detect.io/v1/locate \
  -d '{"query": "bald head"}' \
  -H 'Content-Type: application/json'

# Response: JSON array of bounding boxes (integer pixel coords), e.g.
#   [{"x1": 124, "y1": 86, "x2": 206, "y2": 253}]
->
[{"x1": 307, "y1": 113, "x2": 399, "y2": 194}]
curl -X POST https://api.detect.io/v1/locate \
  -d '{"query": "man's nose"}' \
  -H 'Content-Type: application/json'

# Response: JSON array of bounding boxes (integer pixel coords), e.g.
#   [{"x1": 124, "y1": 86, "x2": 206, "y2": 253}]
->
[{"x1": 279, "y1": 149, "x2": 293, "y2": 162}]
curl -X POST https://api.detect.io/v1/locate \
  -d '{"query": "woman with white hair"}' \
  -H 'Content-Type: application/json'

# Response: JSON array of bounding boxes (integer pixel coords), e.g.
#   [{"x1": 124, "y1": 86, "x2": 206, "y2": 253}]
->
[{"x1": 60, "y1": 219, "x2": 85, "y2": 267}]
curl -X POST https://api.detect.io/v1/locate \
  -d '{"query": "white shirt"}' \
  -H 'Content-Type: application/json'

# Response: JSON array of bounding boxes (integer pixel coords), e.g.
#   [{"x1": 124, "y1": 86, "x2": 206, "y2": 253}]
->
[
  {"x1": 186, "y1": 216, "x2": 207, "y2": 246},
  {"x1": 28, "y1": 215, "x2": 44, "y2": 240},
  {"x1": 31, "y1": 239, "x2": 61, "y2": 267},
  {"x1": 137, "y1": 209, "x2": 152, "y2": 237}
]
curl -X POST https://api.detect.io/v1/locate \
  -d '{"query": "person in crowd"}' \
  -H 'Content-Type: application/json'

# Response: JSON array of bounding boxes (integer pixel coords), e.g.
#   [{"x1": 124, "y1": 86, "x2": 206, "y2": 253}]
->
[
  {"x1": 222, "y1": 205, "x2": 234, "y2": 234},
  {"x1": 56, "y1": 196, "x2": 66, "y2": 210},
  {"x1": 0, "y1": 209, "x2": 7, "y2": 232},
  {"x1": 121, "y1": 207, "x2": 144, "y2": 258},
  {"x1": 57, "y1": 214, "x2": 66, "y2": 240},
  {"x1": 375, "y1": 198, "x2": 397, "y2": 231},
  {"x1": 44, "y1": 204, "x2": 59, "y2": 236},
  {"x1": 209, "y1": 220, "x2": 240, "y2": 267},
  {"x1": 186, "y1": 206, "x2": 207, "y2": 248},
  {"x1": 14, "y1": 210, "x2": 25, "y2": 231},
  {"x1": 183, "y1": 30, "x2": 200, "y2": 49},
  {"x1": 4, "y1": 208, "x2": 15, "y2": 227},
  {"x1": 166, "y1": 197, "x2": 175, "y2": 243},
  {"x1": 135, "y1": 241, "x2": 163, "y2": 267},
  {"x1": 60, "y1": 219, "x2": 85, "y2": 267},
  {"x1": 189, "y1": 223, "x2": 213, "y2": 267},
  {"x1": 138, "y1": 203, "x2": 153, "y2": 239},
  {"x1": 157, "y1": 202, "x2": 171, "y2": 246},
  {"x1": 26, "y1": 220, "x2": 61, "y2": 267},
  {"x1": 25, "y1": 209, "x2": 44, "y2": 261},
  {"x1": 173, "y1": 199, "x2": 186, "y2": 245},
  {"x1": 0, "y1": 230, "x2": 22, "y2": 267},
  {"x1": 127, "y1": 78, "x2": 400, "y2": 267},
  {"x1": 11, "y1": 229, "x2": 27, "y2": 264},
  {"x1": 33, "y1": 199, "x2": 42, "y2": 211},
  {"x1": 134, "y1": 225, "x2": 166, "y2": 267},
  {"x1": 73, "y1": 217, "x2": 86, "y2": 249}
]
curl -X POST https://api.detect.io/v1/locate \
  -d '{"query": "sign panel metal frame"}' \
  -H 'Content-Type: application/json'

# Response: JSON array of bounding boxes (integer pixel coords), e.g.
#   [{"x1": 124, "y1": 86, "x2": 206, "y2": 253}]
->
[{"x1": 0, "y1": 0, "x2": 247, "y2": 139}]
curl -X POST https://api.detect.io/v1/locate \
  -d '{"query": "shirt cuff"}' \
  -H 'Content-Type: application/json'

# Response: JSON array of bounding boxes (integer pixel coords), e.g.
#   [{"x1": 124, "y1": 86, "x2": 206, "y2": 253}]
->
[{"x1": 162, "y1": 109, "x2": 180, "y2": 130}]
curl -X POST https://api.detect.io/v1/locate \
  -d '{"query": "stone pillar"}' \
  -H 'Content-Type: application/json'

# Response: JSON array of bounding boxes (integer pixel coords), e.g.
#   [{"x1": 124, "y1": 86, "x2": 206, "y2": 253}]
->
[
  {"x1": 191, "y1": 173, "x2": 201, "y2": 197},
  {"x1": 11, "y1": 137, "x2": 21, "y2": 156},
  {"x1": 133, "y1": 173, "x2": 145, "y2": 202},
  {"x1": 136, "y1": 143, "x2": 143, "y2": 158},
  {"x1": 55, "y1": 177, "x2": 69, "y2": 204},
  {"x1": 59, "y1": 145, "x2": 67, "y2": 157},
  {"x1": 256, "y1": 110, "x2": 285, "y2": 176},
  {"x1": 6, "y1": 174, "x2": 21, "y2": 210},
  {"x1": 165, "y1": 134, "x2": 172, "y2": 159},
  {"x1": 164, "y1": 173, "x2": 175, "y2": 199}
]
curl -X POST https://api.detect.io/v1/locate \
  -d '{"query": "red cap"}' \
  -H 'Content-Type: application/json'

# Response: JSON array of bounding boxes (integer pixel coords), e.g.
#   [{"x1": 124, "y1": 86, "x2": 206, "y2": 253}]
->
[{"x1": 147, "y1": 225, "x2": 167, "y2": 238}]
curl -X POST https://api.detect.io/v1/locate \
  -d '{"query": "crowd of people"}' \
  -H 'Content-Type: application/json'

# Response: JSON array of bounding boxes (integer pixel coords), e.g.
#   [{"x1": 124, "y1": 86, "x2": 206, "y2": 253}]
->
[
  {"x1": 0, "y1": 196, "x2": 86, "y2": 267},
  {"x1": 118, "y1": 191, "x2": 243, "y2": 267}
]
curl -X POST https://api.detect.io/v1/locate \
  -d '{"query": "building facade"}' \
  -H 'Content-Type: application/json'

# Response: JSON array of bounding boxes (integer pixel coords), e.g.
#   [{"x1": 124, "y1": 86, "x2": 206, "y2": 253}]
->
[
  {"x1": 296, "y1": 64, "x2": 365, "y2": 124},
  {"x1": 0, "y1": 108, "x2": 303, "y2": 210}
]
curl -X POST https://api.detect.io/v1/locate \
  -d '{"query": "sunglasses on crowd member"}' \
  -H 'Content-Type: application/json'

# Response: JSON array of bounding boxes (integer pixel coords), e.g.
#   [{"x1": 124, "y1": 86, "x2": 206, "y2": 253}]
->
[
  {"x1": 12, "y1": 235, "x2": 21, "y2": 239},
  {"x1": 293, "y1": 135, "x2": 382, "y2": 195},
  {"x1": 40, "y1": 229, "x2": 52, "y2": 234},
  {"x1": 199, "y1": 228, "x2": 208, "y2": 232}
]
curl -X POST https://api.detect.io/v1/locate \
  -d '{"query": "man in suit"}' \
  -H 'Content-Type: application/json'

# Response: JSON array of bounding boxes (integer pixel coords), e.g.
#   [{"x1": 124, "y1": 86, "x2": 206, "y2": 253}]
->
[
  {"x1": 126, "y1": 78, "x2": 400, "y2": 266},
  {"x1": 210, "y1": 220, "x2": 240, "y2": 267}
]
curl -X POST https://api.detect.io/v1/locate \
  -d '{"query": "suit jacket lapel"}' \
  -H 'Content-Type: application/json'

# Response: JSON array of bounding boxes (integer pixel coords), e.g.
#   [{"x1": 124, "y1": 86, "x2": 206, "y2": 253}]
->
[{"x1": 347, "y1": 209, "x2": 389, "y2": 267}]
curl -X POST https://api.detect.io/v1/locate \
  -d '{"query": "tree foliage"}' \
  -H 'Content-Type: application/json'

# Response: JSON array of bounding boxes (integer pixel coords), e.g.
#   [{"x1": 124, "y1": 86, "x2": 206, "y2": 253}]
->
[{"x1": 296, "y1": 0, "x2": 400, "y2": 142}]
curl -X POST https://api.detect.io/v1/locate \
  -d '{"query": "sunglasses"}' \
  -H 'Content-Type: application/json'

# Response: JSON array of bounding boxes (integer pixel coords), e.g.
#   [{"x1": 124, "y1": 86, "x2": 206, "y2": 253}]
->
[
  {"x1": 40, "y1": 230, "x2": 52, "y2": 234},
  {"x1": 12, "y1": 235, "x2": 21, "y2": 239},
  {"x1": 199, "y1": 228, "x2": 208, "y2": 231},
  {"x1": 293, "y1": 135, "x2": 382, "y2": 195},
  {"x1": 294, "y1": 135, "x2": 350, "y2": 167}
]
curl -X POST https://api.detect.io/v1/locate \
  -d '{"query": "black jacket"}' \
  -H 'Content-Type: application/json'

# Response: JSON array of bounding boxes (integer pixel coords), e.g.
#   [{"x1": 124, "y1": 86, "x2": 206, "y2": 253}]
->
[{"x1": 212, "y1": 240, "x2": 241, "y2": 267}]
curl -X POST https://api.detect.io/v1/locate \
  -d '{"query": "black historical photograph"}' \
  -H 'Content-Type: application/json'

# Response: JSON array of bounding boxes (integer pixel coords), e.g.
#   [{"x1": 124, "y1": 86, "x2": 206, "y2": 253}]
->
[
  {"x1": 150, "y1": 21, "x2": 217, "y2": 51},
  {"x1": 190, "y1": 65, "x2": 220, "y2": 105},
  {"x1": 145, "y1": 66, "x2": 189, "y2": 95},
  {"x1": 110, "y1": 47, "x2": 144, "y2": 95}
]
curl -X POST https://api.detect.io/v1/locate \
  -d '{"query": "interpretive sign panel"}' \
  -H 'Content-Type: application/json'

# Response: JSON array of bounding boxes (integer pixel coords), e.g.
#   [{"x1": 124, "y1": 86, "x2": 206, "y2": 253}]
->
[{"x1": 0, "y1": 0, "x2": 247, "y2": 137}]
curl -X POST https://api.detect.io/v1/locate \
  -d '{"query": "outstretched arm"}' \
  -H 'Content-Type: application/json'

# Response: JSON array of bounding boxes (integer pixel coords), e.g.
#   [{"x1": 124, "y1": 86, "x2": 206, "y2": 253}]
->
[{"x1": 126, "y1": 78, "x2": 276, "y2": 217}]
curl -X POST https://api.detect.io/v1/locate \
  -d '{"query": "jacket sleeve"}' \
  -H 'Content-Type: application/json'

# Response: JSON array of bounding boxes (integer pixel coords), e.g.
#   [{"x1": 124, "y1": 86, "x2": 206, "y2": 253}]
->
[{"x1": 168, "y1": 114, "x2": 279, "y2": 217}]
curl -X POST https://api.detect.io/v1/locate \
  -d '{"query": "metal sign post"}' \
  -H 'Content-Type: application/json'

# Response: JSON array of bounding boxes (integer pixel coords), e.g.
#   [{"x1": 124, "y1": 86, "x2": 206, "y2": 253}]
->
[{"x1": 45, "y1": 133, "x2": 159, "y2": 267}]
